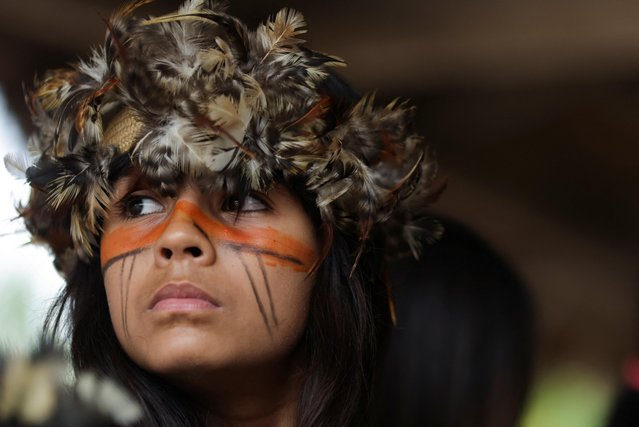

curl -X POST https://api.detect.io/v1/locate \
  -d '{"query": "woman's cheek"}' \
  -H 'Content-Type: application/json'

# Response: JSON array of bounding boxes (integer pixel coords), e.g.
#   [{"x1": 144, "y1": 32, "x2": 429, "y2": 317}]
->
[
  {"x1": 102, "y1": 249, "x2": 153, "y2": 345},
  {"x1": 103, "y1": 270, "x2": 125, "y2": 339}
]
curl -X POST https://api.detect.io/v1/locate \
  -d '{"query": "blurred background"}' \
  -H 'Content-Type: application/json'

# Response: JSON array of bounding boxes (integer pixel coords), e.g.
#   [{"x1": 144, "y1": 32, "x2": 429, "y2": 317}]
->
[{"x1": 0, "y1": 0, "x2": 637, "y2": 425}]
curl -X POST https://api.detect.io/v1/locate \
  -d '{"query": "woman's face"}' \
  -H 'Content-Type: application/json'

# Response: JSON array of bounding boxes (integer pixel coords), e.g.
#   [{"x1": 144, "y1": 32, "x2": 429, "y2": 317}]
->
[{"x1": 100, "y1": 173, "x2": 319, "y2": 386}]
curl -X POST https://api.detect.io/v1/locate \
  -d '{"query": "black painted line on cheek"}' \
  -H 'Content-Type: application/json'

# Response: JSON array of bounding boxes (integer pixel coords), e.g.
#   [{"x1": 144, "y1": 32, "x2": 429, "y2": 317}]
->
[
  {"x1": 102, "y1": 247, "x2": 149, "y2": 275},
  {"x1": 123, "y1": 252, "x2": 138, "y2": 339},
  {"x1": 119, "y1": 256, "x2": 127, "y2": 341},
  {"x1": 257, "y1": 254, "x2": 278, "y2": 327},
  {"x1": 103, "y1": 248, "x2": 147, "y2": 338},
  {"x1": 238, "y1": 251, "x2": 272, "y2": 335}
]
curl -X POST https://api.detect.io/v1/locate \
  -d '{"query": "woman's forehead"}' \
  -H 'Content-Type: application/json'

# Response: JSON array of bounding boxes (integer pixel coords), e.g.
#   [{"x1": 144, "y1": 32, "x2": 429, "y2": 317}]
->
[{"x1": 112, "y1": 165, "x2": 288, "y2": 200}]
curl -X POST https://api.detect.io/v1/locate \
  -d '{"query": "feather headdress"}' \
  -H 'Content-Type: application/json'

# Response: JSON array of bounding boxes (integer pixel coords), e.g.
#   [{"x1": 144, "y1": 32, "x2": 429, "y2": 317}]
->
[{"x1": 13, "y1": 0, "x2": 442, "y2": 276}]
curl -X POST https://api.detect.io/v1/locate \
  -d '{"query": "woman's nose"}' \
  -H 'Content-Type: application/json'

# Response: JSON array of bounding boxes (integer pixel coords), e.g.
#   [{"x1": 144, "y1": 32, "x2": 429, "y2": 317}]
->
[{"x1": 153, "y1": 205, "x2": 216, "y2": 268}]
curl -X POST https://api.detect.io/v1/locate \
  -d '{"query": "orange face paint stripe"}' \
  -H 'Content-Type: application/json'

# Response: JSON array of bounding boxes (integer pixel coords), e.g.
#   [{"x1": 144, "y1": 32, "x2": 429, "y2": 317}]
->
[{"x1": 100, "y1": 200, "x2": 317, "y2": 272}]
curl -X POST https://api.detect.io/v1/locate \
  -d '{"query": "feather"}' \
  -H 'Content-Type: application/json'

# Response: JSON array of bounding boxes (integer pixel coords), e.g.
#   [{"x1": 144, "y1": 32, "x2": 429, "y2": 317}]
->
[
  {"x1": 75, "y1": 372, "x2": 143, "y2": 425},
  {"x1": 286, "y1": 96, "x2": 330, "y2": 130},
  {"x1": 119, "y1": 0, "x2": 156, "y2": 16},
  {"x1": 0, "y1": 354, "x2": 61, "y2": 425},
  {"x1": 77, "y1": 48, "x2": 110, "y2": 84},
  {"x1": 256, "y1": 8, "x2": 307, "y2": 61},
  {"x1": 46, "y1": 172, "x2": 84, "y2": 211},
  {"x1": 240, "y1": 73, "x2": 267, "y2": 112},
  {"x1": 70, "y1": 204, "x2": 93, "y2": 258},
  {"x1": 3, "y1": 152, "x2": 33, "y2": 179},
  {"x1": 84, "y1": 176, "x2": 112, "y2": 236},
  {"x1": 142, "y1": 8, "x2": 250, "y2": 64},
  {"x1": 74, "y1": 77, "x2": 120, "y2": 144},
  {"x1": 197, "y1": 46, "x2": 232, "y2": 77},
  {"x1": 205, "y1": 95, "x2": 247, "y2": 136},
  {"x1": 33, "y1": 69, "x2": 78, "y2": 112},
  {"x1": 387, "y1": 150, "x2": 424, "y2": 199},
  {"x1": 178, "y1": 0, "x2": 206, "y2": 13},
  {"x1": 315, "y1": 177, "x2": 353, "y2": 208},
  {"x1": 110, "y1": 0, "x2": 156, "y2": 24},
  {"x1": 142, "y1": 10, "x2": 239, "y2": 37}
]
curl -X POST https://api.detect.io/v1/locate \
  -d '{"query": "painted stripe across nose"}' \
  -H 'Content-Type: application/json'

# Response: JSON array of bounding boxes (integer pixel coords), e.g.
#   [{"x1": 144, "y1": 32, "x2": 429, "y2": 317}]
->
[{"x1": 100, "y1": 200, "x2": 317, "y2": 272}]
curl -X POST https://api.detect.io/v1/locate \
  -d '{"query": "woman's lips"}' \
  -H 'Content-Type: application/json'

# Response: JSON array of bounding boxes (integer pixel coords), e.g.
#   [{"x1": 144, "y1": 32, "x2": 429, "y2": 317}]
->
[{"x1": 150, "y1": 283, "x2": 219, "y2": 311}]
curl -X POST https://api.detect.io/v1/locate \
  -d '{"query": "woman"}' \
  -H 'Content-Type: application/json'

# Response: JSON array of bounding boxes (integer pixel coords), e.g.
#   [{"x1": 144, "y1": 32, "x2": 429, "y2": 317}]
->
[{"x1": 15, "y1": 0, "x2": 441, "y2": 425}]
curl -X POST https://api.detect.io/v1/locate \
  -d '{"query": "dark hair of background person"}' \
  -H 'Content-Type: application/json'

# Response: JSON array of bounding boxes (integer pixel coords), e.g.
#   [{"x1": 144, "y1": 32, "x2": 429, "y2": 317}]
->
[
  {"x1": 42, "y1": 74, "x2": 393, "y2": 427},
  {"x1": 373, "y1": 217, "x2": 535, "y2": 427},
  {"x1": 606, "y1": 384, "x2": 639, "y2": 427},
  {"x1": 605, "y1": 278, "x2": 639, "y2": 427}
]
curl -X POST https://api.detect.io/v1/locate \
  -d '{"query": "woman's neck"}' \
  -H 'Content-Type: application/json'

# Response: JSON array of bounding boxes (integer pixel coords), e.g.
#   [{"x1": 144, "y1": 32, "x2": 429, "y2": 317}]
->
[
  {"x1": 174, "y1": 362, "x2": 303, "y2": 427},
  {"x1": 206, "y1": 394, "x2": 297, "y2": 427}
]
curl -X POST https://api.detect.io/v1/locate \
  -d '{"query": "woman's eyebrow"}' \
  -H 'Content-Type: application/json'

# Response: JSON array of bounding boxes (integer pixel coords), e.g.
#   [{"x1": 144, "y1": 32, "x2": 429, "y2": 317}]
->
[{"x1": 113, "y1": 172, "x2": 154, "y2": 195}]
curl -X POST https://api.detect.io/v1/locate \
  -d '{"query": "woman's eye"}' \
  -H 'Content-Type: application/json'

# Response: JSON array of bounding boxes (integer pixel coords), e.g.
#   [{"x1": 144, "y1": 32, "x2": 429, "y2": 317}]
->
[
  {"x1": 222, "y1": 194, "x2": 269, "y2": 213},
  {"x1": 124, "y1": 196, "x2": 164, "y2": 217}
]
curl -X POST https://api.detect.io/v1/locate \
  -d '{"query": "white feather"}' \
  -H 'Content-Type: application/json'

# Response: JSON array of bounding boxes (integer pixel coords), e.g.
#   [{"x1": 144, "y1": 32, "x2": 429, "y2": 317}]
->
[
  {"x1": 77, "y1": 47, "x2": 109, "y2": 84},
  {"x1": 179, "y1": 0, "x2": 207, "y2": 14},
  {"x1": 76, "y1": 372, "x2": 143, "y2": 425},
  {"x1": 3, "y1": 152, "x2": 34, "y2": 179}
]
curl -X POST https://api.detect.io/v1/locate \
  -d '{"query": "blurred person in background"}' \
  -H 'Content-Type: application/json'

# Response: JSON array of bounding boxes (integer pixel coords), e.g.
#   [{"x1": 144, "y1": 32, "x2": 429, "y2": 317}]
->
[
  {"x1": 605, "y1": 358, "x2": 639, "y2": 426},
  {"x1": 605, "y1": 278, "x2": 639, "y2": 427},
  {"x1": 373, "y1": 218, "x2": 535, "y2": 427}
]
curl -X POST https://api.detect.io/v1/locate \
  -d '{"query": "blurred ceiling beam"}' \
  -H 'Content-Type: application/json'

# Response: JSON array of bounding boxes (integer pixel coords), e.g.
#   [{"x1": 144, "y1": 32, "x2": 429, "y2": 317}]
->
[
  {"x1": 4, "y1": 0, "x2": 639, "y2": 89},
  {"x1": 318, "y1": 0, "x2": 639, "y2": 90},
  {"x1": 0, "y1": 0, "x2": 111, "y2": 53}
]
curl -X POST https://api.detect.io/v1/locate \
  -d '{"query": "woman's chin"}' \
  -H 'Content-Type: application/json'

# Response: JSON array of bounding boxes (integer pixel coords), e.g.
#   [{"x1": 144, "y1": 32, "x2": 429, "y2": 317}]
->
[{"x1": 133, "y1": 333, "x2": 226, "y2": 374}]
